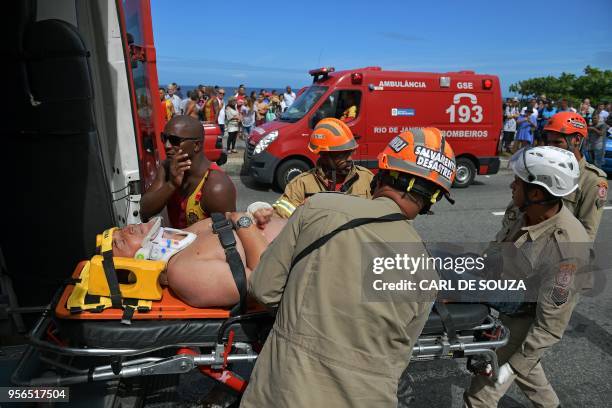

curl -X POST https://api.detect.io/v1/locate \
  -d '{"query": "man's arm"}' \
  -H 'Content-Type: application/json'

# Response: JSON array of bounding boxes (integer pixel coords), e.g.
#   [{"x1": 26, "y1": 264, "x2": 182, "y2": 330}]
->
[
  {"x1": 165, "y1": 100, "x2": 174, "y2": 118},
  {"x1": 249, "y1": 206, "x2": 304, "y2": 306},
  {"x1": 508, "y1": 259, "x2": 581, "y2": 376},
  {"x1": 272, "y1": 177, "x2": 306, "y2": 218},
  {"x1": 228, "y1": 213, "x2": 269, "y2": 271},
  {"x1": 140, "y1": 153, "x2": 191, "y2": 221},
  {"x1": 588, "y1": 125, "x2": 602, "y2": 136},
  {"x1": 576, "y1": 176, "x2": 607, "y2": 241},
  {"x1": 214, "y1": 100, "x2": 221, "y2": 121},
  {"x1": 200, "y1": 170, "x2": 237, "y2": 213}
]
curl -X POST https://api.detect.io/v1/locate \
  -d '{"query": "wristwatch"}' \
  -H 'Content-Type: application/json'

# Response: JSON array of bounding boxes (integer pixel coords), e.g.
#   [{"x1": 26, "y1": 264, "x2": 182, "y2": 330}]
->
[{"x1": 235, "y1": 215, "x2": 253, "y2": 230}]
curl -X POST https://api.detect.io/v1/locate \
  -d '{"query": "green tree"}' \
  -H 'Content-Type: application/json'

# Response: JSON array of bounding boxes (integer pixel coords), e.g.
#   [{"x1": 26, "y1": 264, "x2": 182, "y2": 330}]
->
[{"x1": 509, "y1": 66, "x2": 612, "y2": 105}]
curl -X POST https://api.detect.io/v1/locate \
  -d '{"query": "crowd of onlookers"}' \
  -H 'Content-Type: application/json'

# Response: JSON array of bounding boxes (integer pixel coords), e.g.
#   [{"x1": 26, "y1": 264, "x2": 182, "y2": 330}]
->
[
  {"x1": 502, "y1": 97, "x2": 611, "y2": 168},
  {"x1": 158, "y1": 82, "x2": 297, "y2": 153}
]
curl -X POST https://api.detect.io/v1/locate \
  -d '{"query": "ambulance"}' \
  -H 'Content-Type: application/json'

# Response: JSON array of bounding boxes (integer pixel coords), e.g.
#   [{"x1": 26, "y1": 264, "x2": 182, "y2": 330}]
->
[
  {"x1": 2, "y1": 0, "x2": 222, "y2": 359},
  {"x1": 2, "y1": 0, "x2": 226, "y2": 402},
  {"x1": 244, "y1": 67, "x2": 502, "y2": 189}
]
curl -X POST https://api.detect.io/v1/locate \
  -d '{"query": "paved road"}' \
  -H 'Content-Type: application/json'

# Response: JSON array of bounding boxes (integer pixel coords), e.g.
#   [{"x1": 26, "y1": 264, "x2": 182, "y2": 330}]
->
[{"x1": 224, "y1": 144, "x2": 612, "y2": 407}]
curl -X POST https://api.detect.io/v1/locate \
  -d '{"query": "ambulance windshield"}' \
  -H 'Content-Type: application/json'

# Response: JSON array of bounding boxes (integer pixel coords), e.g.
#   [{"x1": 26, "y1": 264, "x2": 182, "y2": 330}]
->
[{"x1": 279, "y1": 86, "x2": 328, "y2": 123}]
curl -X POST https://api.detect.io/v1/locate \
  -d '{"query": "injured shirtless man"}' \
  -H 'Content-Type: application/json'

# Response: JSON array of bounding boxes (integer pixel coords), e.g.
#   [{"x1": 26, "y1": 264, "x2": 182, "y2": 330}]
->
[{"x1": 110, "y1": 207, "x2": 283, "y2": 308}]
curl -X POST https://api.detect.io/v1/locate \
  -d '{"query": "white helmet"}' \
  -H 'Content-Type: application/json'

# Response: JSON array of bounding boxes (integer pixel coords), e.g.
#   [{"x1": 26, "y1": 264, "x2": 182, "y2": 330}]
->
[{"x1": 509, "y1": 146, "x2": 579, "y2": 197}]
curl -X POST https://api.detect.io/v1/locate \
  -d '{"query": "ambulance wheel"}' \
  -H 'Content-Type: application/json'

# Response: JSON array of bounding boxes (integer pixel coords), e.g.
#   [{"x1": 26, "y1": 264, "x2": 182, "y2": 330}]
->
[
  {"x1": 275, "y1": 159, "x2": 310, "y2": 191},
  {"x1": 453, "y1": 157, "x2": 476, "y2": 188}
]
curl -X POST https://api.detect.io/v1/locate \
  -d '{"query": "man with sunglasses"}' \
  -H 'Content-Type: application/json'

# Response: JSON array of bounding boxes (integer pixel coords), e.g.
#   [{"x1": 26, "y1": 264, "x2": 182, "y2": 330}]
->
[
  {"x1": 266, "y1": 118, "x2": 373, "y2": 219},
  {"x1": 140, "y1": 116, "x2": 236, "y2": 228},
  {"x1": 465, "y1": 146, "x2": 591, "y2": 407},
  {"x1": 501, "y1": 111, "x2": 607, "y2": 241}
]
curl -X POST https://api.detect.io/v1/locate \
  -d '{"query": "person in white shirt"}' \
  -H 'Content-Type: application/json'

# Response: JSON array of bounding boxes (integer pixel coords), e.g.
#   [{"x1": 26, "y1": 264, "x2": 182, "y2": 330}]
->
[
  {"x1": 166, "y1": 83, "x2": 182, "y2": 116},
  {"x1": 502, "y1": 98, "x2": 519, "y2": 153},
  {"x1": 225, "y1": 97, "x2": 241, "y2": 153},
  {"x1": 241, "y1": 97, "x2": 256, "y2": 138},
  {"x1": 581, "y1": 98, "x2": 595, "y2": 116},
  {"x1": 597, "y1": 103, "x2": 609, "y2": 123},
  {"x1": 283, "y1": 86, "x2": 296, "y2": 111},
  {"x1": 179, "y1": 96, "x2": 190, "y2": 115}
]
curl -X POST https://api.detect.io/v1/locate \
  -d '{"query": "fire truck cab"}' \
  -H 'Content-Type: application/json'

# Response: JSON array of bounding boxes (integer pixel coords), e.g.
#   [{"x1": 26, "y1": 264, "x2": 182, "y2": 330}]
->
[{"x1": 245, "y1": 67, "x2": 502, "y2": 190}]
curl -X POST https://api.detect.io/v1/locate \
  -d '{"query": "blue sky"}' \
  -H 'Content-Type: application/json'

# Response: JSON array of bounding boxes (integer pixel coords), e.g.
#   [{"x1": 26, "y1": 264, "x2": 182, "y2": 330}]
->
[{"x1": 151, "y1": 0, "x2": 612, "y2": 94}]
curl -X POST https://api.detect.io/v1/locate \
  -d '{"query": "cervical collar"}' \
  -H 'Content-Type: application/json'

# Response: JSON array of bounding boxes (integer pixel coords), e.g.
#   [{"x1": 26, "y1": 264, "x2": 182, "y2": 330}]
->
[{"x1": 134, "y1": 217, "x2": 196, "y2": 262}]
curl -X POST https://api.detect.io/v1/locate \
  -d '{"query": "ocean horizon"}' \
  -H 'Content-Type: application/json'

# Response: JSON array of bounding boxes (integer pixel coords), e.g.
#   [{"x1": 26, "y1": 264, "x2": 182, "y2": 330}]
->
[{"x1": 168, "y1": 84, "x2": 295, "y2": 100}]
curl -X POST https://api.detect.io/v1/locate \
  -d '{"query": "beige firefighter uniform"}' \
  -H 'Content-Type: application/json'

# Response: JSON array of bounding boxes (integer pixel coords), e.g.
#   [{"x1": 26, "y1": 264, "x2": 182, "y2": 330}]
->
[
  {"x1": 272, "y1": 164, "x2": 374, "y2": 218},
  {"x1": 502, "y1": 157, "x2": 608, "y2": 241},
  {"x1": 242, "y1": 194, "x2": 437, "y2": 408},
  {"x1": 465, "y1": 205, "x2": 591, "y2": 408}
]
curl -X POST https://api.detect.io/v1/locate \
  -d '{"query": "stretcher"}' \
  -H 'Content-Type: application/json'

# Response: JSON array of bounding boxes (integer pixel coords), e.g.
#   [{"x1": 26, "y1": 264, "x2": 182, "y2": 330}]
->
[{"x1": 11, "y1": 258, "x2": 510, "y2": 393}]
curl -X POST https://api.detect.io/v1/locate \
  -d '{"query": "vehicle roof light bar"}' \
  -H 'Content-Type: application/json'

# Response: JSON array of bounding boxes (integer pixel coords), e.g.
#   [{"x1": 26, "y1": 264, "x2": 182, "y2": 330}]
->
[{"x1": 309, "y1": 67, "x2": 335, "y2": 83}]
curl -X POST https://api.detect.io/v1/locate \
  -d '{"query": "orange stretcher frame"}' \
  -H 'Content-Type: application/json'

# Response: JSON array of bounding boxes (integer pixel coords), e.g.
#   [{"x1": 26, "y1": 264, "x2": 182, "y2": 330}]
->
[{"x1": 54, "y1": 261, "x2": 262, "y2": 320}]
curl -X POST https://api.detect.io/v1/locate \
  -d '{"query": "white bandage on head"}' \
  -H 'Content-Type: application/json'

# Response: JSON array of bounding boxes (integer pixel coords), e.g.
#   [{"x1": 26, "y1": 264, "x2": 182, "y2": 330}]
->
[
  {"x1": 134, "y1": 217, "x2": 196, "y2": 262},
  {"x1": 246, "y1": 201, "x2": 273, "y2": 215}
]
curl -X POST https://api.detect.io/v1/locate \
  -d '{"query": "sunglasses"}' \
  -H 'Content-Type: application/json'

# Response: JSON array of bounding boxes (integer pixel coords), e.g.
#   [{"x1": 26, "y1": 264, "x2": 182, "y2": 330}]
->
[{"x1": 161, "y1": 132, "x2": 200, "y2": 146}]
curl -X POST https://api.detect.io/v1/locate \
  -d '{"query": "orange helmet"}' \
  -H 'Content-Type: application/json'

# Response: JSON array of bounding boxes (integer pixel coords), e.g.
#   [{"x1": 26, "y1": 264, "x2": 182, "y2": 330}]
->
[
  {"x1": 543, "y1": 111, "x2": 587, "y2": 138},
  {"x1": 308, "y1": 118, "x2": 358, "y2": 154},
  {"x1": 378, "y1": 127, "x2": 456, "y2": 195}
]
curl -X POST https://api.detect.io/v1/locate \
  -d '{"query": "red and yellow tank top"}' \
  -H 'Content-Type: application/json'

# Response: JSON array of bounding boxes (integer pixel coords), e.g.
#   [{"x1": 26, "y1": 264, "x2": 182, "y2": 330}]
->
[{"x1": 167, "y1": 163, "x2": 222, "y2": 228}]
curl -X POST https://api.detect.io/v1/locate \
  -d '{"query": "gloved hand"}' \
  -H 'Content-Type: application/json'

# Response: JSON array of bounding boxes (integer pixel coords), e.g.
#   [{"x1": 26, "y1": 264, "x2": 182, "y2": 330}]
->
[
  {"x1": 495, "y1": 363, "x2": 515, "y2": 385},
  {"x1": 247, "y1": 201, "x2": 274, "y2": 229}
]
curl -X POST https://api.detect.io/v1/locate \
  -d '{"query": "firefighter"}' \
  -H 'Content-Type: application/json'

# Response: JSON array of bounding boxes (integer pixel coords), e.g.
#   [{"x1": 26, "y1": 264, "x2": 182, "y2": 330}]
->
[
  {"x1": 271, "y1": 117, "x2": 373, "y2": 218},
  {"x1": 242, "y1": 128, "x2": 456, "y2": 408},
  {"x1": 465, "y1": 146, "x2": 591, "y2": 407},
  {"x1": 502, "y1": 111, "x2": 607, "y2": 241}
]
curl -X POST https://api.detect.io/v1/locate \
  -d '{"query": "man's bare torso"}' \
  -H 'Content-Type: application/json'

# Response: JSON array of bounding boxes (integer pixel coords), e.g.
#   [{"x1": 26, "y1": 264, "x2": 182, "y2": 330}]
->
[
  {"x1": 164, "y1": 216, "x2": 285, "y2": 308},
  {"x1": 178, "y1": 218, "x2": 249, "y2": 268}
]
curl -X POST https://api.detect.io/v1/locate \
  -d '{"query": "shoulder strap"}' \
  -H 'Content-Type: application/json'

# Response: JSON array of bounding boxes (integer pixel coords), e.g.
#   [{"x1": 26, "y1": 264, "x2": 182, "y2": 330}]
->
[
  {"x1": 433, "y1": 301, "x2": 458, "y2": 341},
  {"x1": 290, "y1": 213, "x2": 407, "y2": 271},
  {"x1": 99, "y1": 229, "x2": 123, "y2": 309},
  {"x1": 211, "y1": 213, "x2": 247, "y2": 316},
  {"x1": 339, "y1": 173, "x2": 359, "y2": 193},
  {"x1": 101, "y1": 251, "x2": 123, "y2": 309}
]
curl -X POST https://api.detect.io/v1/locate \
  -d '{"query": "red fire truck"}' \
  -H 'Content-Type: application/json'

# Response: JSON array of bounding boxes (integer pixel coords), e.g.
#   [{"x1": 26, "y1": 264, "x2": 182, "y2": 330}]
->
[{"x1": 244, "y1": 67, "x2": 502, "y2": 189}]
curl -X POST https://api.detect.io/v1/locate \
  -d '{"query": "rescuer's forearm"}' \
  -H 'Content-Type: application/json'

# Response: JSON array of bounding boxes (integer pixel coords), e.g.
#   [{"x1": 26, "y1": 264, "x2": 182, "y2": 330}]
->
[
  {"x1": 235, "y1": 226, "x2": 269, "y2": 271},
  {"x1": 140, "y1": 182, "x2": 177, "y2": 221}
]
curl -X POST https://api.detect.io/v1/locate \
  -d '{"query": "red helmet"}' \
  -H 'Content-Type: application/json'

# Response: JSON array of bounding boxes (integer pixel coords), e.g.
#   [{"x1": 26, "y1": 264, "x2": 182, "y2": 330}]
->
[{"x1": 544, "y1": 112, "x2": 587, "y2": 138}]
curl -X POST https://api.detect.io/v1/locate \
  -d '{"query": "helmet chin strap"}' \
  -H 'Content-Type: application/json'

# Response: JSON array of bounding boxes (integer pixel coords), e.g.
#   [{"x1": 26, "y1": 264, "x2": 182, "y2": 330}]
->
[
  {"x1": 374, "y1": 171, "x2": 453, "y2": 215},
  {"x1": 320, "y1": 158, "x2": 353, "y2": 191},
  {"x1": 562, "y1": 134, "x2": 583, "y2": 152},
  {"x1": 519, "y1": 183, "x2": 561, "y2": 212},
  {"x1": 330, "y1": 168, "x2": 337, "y2": 191}
]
